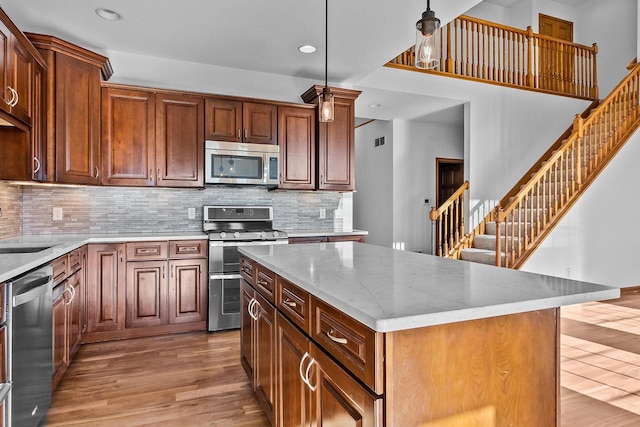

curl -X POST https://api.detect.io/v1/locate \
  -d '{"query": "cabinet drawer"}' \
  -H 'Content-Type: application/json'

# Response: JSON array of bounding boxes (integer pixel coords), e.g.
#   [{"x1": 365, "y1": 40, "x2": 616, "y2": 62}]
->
[
  {"x1": 52, "y1": 255, "x2": 68, "y2": 285},
  {"x1": 311, "y1": 297, "x2": 384, "y2": 394},
  {"x1": 277, "y1": 276, "x2": 310, "y2": 332},
  {"x1": 169, "y1": 240, "x2": 207, "y2": 259},
  {"x1": 68, "y1": 249, "x2": 82, "y2": 274},
  {"x1": 240, "y1": 257, "x2": 255, "y2": 285},
  {"x1": 126, "y1": 241, "x2": 168, "y2": 261},
  {"x1": 255, "y1": 265, "x2": 276, "y2": 304}
]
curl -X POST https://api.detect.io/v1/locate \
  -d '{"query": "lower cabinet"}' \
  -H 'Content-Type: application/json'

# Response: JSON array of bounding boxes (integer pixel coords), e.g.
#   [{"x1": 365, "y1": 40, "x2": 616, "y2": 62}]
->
[
  {"x1": 86, "y1": 240, "x2": 206, "y2": 341},
  {"x1": 52, "y1": 246, "x2": 87, "y2": 390},
  {"x1": 276, "y1": 312, "x2": 379, "y2": 427},
  {"x1": 243, "y1": 273, "x2": 381, "y2": 427},
  {"x1": 241, "y1": 279, "x2": 277, "y2": 426}
]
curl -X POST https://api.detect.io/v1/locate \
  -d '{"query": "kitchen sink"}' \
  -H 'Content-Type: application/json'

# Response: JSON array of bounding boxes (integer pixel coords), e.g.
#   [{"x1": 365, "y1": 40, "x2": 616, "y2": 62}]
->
[{"x1": 0, "y1": 246, "x2": 52, "y2": 254}]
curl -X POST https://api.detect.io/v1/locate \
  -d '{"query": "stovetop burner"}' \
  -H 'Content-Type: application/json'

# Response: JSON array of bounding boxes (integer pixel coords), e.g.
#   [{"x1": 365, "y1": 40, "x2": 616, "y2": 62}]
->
[{"x1": 203, "y1": 205, "x2": 288, "y2": 241}]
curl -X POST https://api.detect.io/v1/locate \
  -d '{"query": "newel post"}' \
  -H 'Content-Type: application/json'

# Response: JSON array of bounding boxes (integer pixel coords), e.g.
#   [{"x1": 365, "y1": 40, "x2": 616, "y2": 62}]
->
[
  {"x1": 526, "y1": 26, "x2": 535, "y2": 88},
  {"x1": 494, "y1": 205, "x2": 503, "y2": 267},
  {"x1": 429, "y1": 207, "x2": 438, "y2": 256},
  {"x1": 573, "y1": 114, "x2": 584, "y2": 185},
  {"x1": 592, "y1": 43, "x2": 599, "y2": 99}
]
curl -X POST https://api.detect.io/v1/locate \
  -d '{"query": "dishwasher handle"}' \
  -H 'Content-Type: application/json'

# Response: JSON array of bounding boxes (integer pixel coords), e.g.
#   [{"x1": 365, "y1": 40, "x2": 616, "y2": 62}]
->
[{"x1": 13, "y1": 275, "x2": 52, "y2": 307}]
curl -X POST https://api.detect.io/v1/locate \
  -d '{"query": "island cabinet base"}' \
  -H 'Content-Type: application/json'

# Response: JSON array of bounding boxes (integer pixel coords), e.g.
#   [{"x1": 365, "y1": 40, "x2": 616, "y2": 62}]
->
[{"x1": 385, "y1": 308, "x2": 559, "y2": 427}]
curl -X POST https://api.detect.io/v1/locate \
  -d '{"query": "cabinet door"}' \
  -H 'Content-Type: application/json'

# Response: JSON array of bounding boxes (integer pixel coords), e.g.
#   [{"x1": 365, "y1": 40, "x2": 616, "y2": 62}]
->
[
  {"x1": 68, "y1": 272, "x2": 83, "y2": 357},
  {"x1": 240, "y1": 279, "x2": 255, "y2": 380},
  {"x1": 87, "y1": 244, "x2": 126, "y2": 333},
  {"x1": 254, "y1": 292, "x2": 276, "y2": 426},
  {"x1": 55, "y1": 53, "x2": 101, "y2": 184},
  {"x1": 205, "y1": 98, "x2": 242, "y2": 142},
  {"x1": 9, "y1": 37, "x2": 32, "y2": 126},
  {"x1": 52, "y1": 284, "x2": 67, "y2": 387},
  {"x1": 0, "y1": 21, "x2": 11, "y2": 115},
  {"x1": 278, "y1": 106, "x2": 316, "y2": 190},
  {"x1": 277, "y1": 312, "x2": 313, "y2": 427},
  {"x1": 156, "y1": 93, "x2": 204, "y2": 187},
  {"x1": 243, "y1": 102, "x2": 277, "y2": 144},
  {"x1": 168, "y1": 258, "x2": 206, "y2": 324},
  {"x1": 318, "y1": 98, "x2": 355, "y2": 191},
  {"x1": 102, "y1": 87, "x2": 156, "y2": 186},
  {"x1": 31, "y1": 60, "x2": 45, "y2": 181},
  {"x1": 310, "y1": 341, "x2": 382, "y2": 427},
  {"x1": 126, "y1": 260, "x2": 168, "y2": 328}
]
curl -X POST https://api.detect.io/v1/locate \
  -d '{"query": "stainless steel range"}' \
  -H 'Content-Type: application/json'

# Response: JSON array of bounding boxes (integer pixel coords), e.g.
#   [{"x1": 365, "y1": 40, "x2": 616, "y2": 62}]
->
[{"x1": 204, "y1": 205, "x2": 288, "y2": 331}]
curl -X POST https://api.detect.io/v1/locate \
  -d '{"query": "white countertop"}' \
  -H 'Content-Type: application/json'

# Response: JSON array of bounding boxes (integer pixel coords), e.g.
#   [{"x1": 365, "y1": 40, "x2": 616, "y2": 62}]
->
[
  {"x1": 0, "y1": 232, "x2": 207, "y2": 283},
  {"x1": 239, "y1": 242, "x2": 620, "y2": 333}
]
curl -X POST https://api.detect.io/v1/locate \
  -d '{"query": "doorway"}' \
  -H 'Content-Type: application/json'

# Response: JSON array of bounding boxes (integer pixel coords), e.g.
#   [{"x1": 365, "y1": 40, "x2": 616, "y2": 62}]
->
[
  {"x1": 538, "y1": 14, "x2": 574, "y2": 93},
  {"x1": 434, "y1": 158, "x2": 464, "y2": 255}
]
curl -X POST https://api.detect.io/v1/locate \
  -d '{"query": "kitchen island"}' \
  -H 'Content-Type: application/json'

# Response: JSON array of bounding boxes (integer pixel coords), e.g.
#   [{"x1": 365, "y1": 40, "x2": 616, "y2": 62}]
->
[{"x1": 238, "y1": 242, "x2": 619, "y2": 427}]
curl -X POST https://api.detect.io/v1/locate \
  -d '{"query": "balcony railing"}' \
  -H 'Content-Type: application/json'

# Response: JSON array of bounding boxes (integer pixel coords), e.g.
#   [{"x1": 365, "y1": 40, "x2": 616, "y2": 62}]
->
[{"x1": 387, "y1": 15, "x2": 598, "y2": 100}]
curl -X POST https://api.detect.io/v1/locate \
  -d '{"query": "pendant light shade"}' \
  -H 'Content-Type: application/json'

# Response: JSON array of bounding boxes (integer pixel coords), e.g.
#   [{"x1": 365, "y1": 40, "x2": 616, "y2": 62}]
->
[
  {"x1": 319, "y1": 0, "x2": 334, "y2": 122},
  {"x1": 415, "y1": 0, "x2": 441, "y2": 70}
]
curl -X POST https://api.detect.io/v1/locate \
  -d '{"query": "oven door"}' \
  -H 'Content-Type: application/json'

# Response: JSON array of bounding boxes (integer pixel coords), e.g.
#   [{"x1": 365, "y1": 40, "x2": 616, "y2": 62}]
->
[{"x1": 208, "y1": 273, "x2": 242, "y2": 332}]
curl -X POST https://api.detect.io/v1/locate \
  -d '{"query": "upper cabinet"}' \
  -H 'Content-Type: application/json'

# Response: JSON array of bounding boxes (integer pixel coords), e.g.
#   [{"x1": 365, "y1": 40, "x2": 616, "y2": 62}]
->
[
  {"x1": 278, "y1": 105, "x2": 316, "y2": 190},
  {"x1": 27, "y1": 33, "x2": 113, "y2": 185},
  {"x1": 301, "y1": 86, "x2": 361, "y2": 191},
  {"x1": 101, "y1": 87, "x2": 156, "y2": 186},
  {"x1": 156, "y1": 93, "x2": 204, "y2": 187},
  {"x1": 205, "y1": 98, "x2": 277, "y2": 144}
]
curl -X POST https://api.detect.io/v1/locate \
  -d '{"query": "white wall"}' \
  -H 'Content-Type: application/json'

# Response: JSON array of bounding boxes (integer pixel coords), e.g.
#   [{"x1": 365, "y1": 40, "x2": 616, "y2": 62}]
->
[
  {"x1": 392, "y1": 120, "x2": 464, "y2": 253},
  {"x1": 522, "y1": 130, "x2": 640, "y2": 287},
  {"x1": 574, "y1": 0, "x2": 637, "y2": 94},
  {"x1": 354, "y1": 120, "x2": 394, "y2": 247}
]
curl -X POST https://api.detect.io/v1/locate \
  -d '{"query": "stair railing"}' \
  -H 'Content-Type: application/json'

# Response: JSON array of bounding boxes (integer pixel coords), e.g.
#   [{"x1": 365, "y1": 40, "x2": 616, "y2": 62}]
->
[
  {"x1": 495, "y1": 61, "x2": 640, "y2": 268},
  {"x1": 429, "y1": 181, "x2": 469, "y2": 257},
  {"x1": 387, "y1": 15, "x2": 598, "y2": 100}
]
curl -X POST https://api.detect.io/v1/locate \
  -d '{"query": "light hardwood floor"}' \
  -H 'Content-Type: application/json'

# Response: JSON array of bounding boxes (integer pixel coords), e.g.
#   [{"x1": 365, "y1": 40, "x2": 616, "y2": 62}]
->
[{"x1": 48, "y1": 291, "x2": 640, "y2": 426}]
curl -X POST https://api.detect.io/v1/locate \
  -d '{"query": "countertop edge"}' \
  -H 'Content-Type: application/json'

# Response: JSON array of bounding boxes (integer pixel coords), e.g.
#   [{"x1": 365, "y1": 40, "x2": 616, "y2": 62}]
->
[{"x1": 285, "y1": 229, "x2": 368, "y2": 238}]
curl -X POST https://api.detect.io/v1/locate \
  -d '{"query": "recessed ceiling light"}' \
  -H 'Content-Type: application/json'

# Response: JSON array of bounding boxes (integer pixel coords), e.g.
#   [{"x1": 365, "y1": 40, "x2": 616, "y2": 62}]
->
[
  {"x1": 95, "y1": 8, "x2": 121, "y2": 21},
  {"x1": 368, "y1": 103, "x2": 381, "y2": 108},
  {"x1": 298, "y1": 45, "x2": 317, "y2": 54}
]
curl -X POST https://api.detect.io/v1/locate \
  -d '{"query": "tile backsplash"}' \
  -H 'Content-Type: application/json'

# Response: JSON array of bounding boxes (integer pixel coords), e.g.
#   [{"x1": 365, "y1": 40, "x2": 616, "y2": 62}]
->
[
  {"x1": 18, "y1": 185, "x2": 348, "y2": 235},
  {"x1": 0, "y1": 182, "x2": 22, "y2": 238}
]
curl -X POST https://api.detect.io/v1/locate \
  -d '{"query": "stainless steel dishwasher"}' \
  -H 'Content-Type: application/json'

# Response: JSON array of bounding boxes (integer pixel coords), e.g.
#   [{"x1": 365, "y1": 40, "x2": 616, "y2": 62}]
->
[{"x1": 10, "y1": 265, "x2": 53, "y2": 427}]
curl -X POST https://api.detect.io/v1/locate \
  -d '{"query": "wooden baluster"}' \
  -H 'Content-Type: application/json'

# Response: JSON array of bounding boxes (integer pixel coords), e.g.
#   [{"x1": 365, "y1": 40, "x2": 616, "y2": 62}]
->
[
  {"x1": 526, "y1": 27, "x2": 534, "y2": 87},
  {"x1": 494, "y1": 205, "x2": 502, "y2": 267},
  {"x1": 446, "y1": 21, "x2": 453, "y2": 73}
]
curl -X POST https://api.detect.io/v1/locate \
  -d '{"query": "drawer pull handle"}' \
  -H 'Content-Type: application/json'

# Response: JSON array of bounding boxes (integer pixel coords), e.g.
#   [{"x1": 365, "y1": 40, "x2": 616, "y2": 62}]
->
[
  {"x1": 327, "y1": 329, "x2": 348, "y2": 345},
  {"x1": 283, "y1": 299, "x2": 297, "y2": 308},
  {"x1": 248, "y1": 298, "x2": 259, "y2": 320},
  {"x1": 305, "y1": 357, "x2": 317, "y2": 392},
  {"x1": 241, "y1": 267, "x2": 252, "y2": 276},
  {"x1": 137, "y1": 248, "x2": 158, "y2": 254},
  {"x1": 257, "y1": 278, "x2": 270, "y2": 288},
  {"x1": 178, "y1": 246, "x2": 198, "y2": 252}
]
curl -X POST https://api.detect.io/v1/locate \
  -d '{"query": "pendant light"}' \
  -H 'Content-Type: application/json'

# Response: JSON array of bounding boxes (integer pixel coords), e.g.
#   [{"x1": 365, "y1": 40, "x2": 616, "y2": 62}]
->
[
  {"x1": 415, "y1": 0, "x2": 441, "y2": 70},
  {"x1": 319, "y1": 0, "x2": 334, "y2": 122}
]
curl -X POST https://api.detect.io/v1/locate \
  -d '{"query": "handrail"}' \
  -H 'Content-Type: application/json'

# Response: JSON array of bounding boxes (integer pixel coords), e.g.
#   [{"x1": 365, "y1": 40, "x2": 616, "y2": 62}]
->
[
  {"x1": 387, "y1": 15, "x2": 598, "y2": 100},
  {"x1": 429, "y1": 181, "x2": 469, "y2": 257},
  {"x1": 495, "y1": 62, "x2": 640, "y2": 268}
]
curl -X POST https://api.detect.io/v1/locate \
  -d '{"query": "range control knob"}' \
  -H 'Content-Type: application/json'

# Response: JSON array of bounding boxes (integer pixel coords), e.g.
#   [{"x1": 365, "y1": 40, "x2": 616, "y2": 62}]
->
[
  {"x1": 234, "y1": 232, "x2": 240, "y2": 239},
  {"x1": 273, "y1": 231, "x2": 280, "y2": 238},
  {"x1": 260, "y1": 231, "x2": 267, "y2": 239},
  {"x1": 219, "y1": 231, "x2": 227, "y2": 239}
]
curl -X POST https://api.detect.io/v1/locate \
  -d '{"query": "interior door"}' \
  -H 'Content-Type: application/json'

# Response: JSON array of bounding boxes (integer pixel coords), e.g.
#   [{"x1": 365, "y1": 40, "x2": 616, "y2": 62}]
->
[
  {"x1": 538, "y1": 14, "x2": 574, "y2": 93},
  {"x1": 435, "y1": 159, "x2": 464, "y2": 255}
]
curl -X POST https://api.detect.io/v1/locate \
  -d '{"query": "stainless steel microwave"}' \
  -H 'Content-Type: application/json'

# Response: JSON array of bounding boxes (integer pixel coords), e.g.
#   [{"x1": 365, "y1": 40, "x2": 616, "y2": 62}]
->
[{"x1": 205, "y1": 140, "x2": 279, "y2": 186}]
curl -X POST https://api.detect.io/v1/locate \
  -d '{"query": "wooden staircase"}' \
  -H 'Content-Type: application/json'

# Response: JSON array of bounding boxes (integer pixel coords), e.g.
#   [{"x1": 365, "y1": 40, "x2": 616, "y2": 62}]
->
[{"x1": 432, "y1": 61, "x2": 640, "y2": 268}]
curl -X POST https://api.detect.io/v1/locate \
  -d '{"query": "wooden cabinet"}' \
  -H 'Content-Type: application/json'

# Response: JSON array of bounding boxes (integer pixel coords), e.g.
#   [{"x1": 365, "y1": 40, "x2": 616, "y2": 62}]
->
[
  {"x1": 87, "y1": 243, "x2": 126, "y2": 333},
  {"x1": 27, "y1": 33, "x2": 112, "y2": 185},
  {"x1": 52, "y1": 246, "x2": 88, "y2": 390},
  {"x1": 242, "y1": 256, "x2": 383, "y2": 427},
  {"x1": 301, "y1": 86, "x2": 361, "y2": 191},
  {"x1": 205, "y1": 98, "x2": 277, "y2": 144},
  {"x1": 168, "y1": 257, "x2": 207, "y2": 324},
  {"x1": 31, "y1": 60, "x2": 45, "y2": 181},
  {"x1": 241, "y1": 279, "x2": 277, "y2": 426},
  {"x1": 156, "y1": 93, "x2": 204, "y2": 187},
  {"x1": 126, "y1": 260, "x2": 167, "y2": 328},
  {"x1": 101, "y1": 87, "x2": 156, "y2": 186},
  {"x1": 278, "y1": 105, "x2": 316, "y2": 190}
]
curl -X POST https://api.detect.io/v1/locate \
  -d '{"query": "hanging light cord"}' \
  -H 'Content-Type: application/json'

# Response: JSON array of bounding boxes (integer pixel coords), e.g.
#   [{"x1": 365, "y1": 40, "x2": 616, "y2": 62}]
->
[{"x1": 325, "y1": 0, "x2": 328, "y2": 88}]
